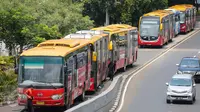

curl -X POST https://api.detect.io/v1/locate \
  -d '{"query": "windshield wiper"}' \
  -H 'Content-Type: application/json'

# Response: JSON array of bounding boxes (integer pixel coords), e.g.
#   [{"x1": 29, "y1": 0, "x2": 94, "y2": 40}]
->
[
  {"x1": 35, "y1": 81, "x2": 58, "y2": 89},
  {"x1": 45, "y1": 82, "x2": 58, "y2": 89},
  {"x1": 175, "y1": 85, "x2": 183, "y2": 86}
]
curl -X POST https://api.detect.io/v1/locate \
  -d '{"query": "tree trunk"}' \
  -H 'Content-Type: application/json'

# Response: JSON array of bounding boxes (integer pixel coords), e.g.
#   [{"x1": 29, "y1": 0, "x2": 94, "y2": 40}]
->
[
  {"x1": 8, "y1": 46, "x2": 12, "y2": 56},
  {"x1": 19, "y1": 44, "x2": 23, "y2": 54},
  {"x1": 105, "y1": 8, "x2": 109, "y2": 26}
]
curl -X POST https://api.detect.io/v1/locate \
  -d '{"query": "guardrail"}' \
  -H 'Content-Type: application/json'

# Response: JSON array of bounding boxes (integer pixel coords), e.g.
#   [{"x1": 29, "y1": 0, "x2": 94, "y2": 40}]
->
[{"x1": 65, "y1": 75, "x2": 122, "y2": 112}]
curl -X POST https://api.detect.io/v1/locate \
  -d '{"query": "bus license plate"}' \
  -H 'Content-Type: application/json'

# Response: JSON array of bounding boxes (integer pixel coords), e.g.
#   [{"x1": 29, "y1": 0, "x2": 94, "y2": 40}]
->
[{"x1": 36, "y1": 101, "x2": 44, "y2": 105}]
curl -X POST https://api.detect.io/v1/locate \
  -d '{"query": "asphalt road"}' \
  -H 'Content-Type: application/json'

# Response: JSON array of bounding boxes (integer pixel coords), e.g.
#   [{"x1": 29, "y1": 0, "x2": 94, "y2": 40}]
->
[
  {"x1": 0, "y1": 29, "x2": 198, "y2": 112},
  {"x1": 119, "y1": 30, "x2": 200, "y2": 112}
]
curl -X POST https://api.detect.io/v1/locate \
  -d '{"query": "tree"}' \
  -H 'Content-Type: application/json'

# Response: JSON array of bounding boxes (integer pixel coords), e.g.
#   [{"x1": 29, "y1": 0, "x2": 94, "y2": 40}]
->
[
  {"x1": 83, "y1": 0, "x2": 168, "y2": 26},
  {"x1": 0, "y1": 0, "x2": 94, "y2": 55}
]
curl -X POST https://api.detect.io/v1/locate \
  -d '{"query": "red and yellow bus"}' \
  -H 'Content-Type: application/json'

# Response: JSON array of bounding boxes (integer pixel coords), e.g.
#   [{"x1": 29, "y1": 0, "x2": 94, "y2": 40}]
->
[
  {"x1": 179, "y1": 4, "x2": 196, "y2": 30},
  {"x1": 138, "y1": 11, "x2": 172, "y2": 47},
  {"x1": 17, "y1": 39, "x2": 93, "y2": 109},
  {"x1": 91, "y1": 24, "x2": 138, "y2": 76},
  {"x1": 169, "y1": 5, "x2": 191, "y2": 33},
  {"x1": 154, "y1": 10, "x2": 175, "y2": 40},
  {"x1": 64, "y1": 32, "x2": 109, "y2": 92}
]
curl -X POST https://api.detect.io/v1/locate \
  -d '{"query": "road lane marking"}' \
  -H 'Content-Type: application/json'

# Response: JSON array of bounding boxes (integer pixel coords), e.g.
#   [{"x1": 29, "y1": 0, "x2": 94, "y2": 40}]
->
[
  {"x1": 170, "y1": 49, "x2": 200, "y2": 52},
  {"x1": 115, "y1": 29, "x2": 200, "y2": 112}
]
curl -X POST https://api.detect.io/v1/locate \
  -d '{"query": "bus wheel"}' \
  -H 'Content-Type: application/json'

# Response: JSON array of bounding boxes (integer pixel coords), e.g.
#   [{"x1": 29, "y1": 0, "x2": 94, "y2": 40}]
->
[
  {"x1": 122, "y1": 64, "x2": 126, "y2": 72},
  {"x1": 79, "y1": 86, "x2": 85, "y2": 101},
  {"x1": 131, "y1": 61, "x2": 135, "y2": 67},
  {"x1": 169, "y1": 38, "x2": 172, "y2": 43}
]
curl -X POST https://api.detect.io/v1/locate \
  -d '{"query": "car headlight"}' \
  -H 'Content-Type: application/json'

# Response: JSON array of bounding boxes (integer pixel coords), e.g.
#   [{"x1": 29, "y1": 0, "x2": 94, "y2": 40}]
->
[
  {"x1": 18, "y1": 94, "x2": 27, "y2": 100},
  {"x1": 167, "y1": 88, "x2": 172, "y2": 92},
  {"x1": 177, "y1": 70, "x2": 182, "y2": 74},
  {"x1": 51, "y1": 94, "x2": 63, "y2": 100},
  {"x1": 187, "y1": 89, "x2": 192, "y2": 93}
]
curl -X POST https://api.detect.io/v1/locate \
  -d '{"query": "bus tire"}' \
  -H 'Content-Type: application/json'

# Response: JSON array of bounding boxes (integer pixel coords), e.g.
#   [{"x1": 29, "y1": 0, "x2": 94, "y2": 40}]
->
[
  {"x1": 122, "y1": 65, "x2": 126, "y2": 72},
  {"x1": 131, "y1": 60, "x2": 135, "y2": 67},
  {"x1": 122, "y1": 59, "x2": 127, "y2": 72},
  {"x1": 169, "y1": 38, "x2": 172, "y2": 43},
  {"x1": 79, "y1": 85, "x2": 85, "y2": 101}
]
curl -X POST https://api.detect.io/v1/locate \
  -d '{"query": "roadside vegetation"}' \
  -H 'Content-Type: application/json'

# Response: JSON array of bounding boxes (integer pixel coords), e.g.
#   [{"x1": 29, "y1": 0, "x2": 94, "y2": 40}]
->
[{"x1": 0, "y1": 56, "x2": 17, "y2": 103}]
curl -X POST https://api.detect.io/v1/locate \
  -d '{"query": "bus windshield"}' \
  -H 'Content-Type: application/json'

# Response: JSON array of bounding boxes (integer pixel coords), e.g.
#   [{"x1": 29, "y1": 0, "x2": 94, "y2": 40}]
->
[
  {"x1": 180, "y1": 12, "x2": 185, "y2": 23},
  {"x1": 18, "y1": 56, "x2": 63, "y2": 85},
  {"x1": 140, "y1": 19, "x2": 160, "y2": 37}
]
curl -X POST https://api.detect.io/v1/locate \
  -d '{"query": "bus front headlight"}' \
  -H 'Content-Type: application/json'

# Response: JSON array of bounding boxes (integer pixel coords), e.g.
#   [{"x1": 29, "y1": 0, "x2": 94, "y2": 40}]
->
[{"x1": 51, "y1": 94, "x2": 63, "y2": 100}]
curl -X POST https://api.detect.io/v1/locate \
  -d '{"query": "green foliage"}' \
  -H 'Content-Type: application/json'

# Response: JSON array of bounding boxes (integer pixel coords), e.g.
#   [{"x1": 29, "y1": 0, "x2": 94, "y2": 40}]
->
[
  {"x1": 0, "y1": 0, "x2": 94, "y2": 54},
  {"x1": 168, "y1": 0, "x2": 194, "y2": 7},
  {"x1": 83, "y1": 0, "x2": 168, "y2": 26},
  {"x1": 0, "y1": 56, "x2": 17, "y2": 102}
]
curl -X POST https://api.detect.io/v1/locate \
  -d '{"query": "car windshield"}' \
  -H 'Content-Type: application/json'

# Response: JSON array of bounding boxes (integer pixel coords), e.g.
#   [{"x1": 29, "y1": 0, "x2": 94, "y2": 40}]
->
[
  {"x1": 140, "y1": 19, "x2": 160, "y2": 37},
  {"x1": 180, "y1": 59, "x2": 199, "y2": 68},
  {"x1": 170, "y1": 78, "x2": 192, "y2": 86},
  {"x1": 180, "y1": 12, "x2": 185, "y2": 23},
  {"x1": 18, "y1": 56, "x2": 63, "y2": 85}
]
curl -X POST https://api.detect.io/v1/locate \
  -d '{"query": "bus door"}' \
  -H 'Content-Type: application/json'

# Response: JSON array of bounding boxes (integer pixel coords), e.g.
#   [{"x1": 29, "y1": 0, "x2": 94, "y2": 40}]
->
[
  {"x1": 72, "y1": 55, "x2": 78, "y2": 100},
  {"x1": 194, "y1": 8, "x2": 196, "y2": 27},
  {"x1": 86, "y1": 45, "x2": 91, "y2": 90},
  {"x1": 99, "y1": 39, "x2": 104, "y2": 82},
  {"x1": 117, "y1": 32, "x2": 126, "y2": 70},
  {"x1": 95, "y1": 41, "x2": 101, "y2": 87},
  {"x1": 172, "y1": 14, "x2": 176, "y2": 36},
  {"x1": 191, "y1": 8, "x2": 195, "y2": 29},
  {"x1": 111, "y1": 34, "x2": 118, "y2": 72},
  {"x1": 175, "y1": 13, "x2": 180, "y2": 35},
  {"x1": 169, "y1": 15, "x2": 173, "y2": 39},
  {"x1": 185, "y1": 10, "x2": 189, "y2": 31},
  {"x1": 132, "y1": 29, "x2": 138, "y2": 62},
  {"x1": 66, "y1": 54, "x2": 77, "y2": 105},
  {"x1": 164, "y1": 17, "x2": 169, "y2": 43},
  {"x1": 127, "y1": 30, "x2": 133, "y2": 64},
  {"x1": 77, "y1": 47, "x2": 88, "y2": 95},
  {"x1": 102, "y1": 36, "x2": 108, "y2": 80},
  {"x1": 188, "y1": 9, "x2": 192, "y2": 30},
  {"x1": 66, "y1": 55, "x2": 73, "y2": 105}
]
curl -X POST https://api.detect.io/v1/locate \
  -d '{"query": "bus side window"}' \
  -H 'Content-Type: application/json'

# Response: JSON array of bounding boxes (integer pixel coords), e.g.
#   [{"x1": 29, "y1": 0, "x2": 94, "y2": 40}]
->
[{"x1": 77, "y1": 48, "x2": 86, "y2": 69}]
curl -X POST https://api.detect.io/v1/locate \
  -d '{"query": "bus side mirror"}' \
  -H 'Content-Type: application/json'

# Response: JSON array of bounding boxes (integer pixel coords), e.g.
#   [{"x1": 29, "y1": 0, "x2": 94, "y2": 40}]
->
[
  {"x1": 15, "y1": 67, "x2": 18, "y2": 74},
  {"x1": 92, "y1": 52, "x2": 97, "y2": 62},
  {"x1": 108, "y1": 41, "x2": 113, "y2": 51},
  {"x1": 160, "y1": 24, "x2": 163, "y2": 30}
]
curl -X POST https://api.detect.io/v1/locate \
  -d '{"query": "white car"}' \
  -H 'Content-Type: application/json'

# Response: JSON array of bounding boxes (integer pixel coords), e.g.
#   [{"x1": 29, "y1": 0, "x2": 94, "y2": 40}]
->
[{"x1": 166, "y1": 74, "x2": 196, "y2": 104}]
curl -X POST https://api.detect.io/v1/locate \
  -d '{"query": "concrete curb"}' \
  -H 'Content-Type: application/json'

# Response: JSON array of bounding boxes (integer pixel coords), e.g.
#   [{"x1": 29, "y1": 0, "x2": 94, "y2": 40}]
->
[
  {"x1": 109, "y1": 29, "x2": 200, "y2": 112},
  {"x1": 65, "y1": 75, "x2": 122, "y2": 112}
]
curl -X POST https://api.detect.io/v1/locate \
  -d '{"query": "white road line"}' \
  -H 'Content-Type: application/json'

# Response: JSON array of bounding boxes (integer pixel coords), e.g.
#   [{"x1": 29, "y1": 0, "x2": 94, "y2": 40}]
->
[{"x1": 116, "y1": 30, "x2": 200, "y2": 112}]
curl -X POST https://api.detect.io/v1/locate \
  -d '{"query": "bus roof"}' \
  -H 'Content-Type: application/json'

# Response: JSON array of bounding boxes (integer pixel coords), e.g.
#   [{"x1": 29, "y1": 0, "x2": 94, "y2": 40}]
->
[
  {"x1": 106, "y1": 24, "x2": 137, "y2": 30},
  {"x1": 165, "y1": 9, "x2": 180, "y2": 15},
  {"x1": 63, "y1": 33, "x2": 108, "y2": 44},
  {"x1": 154, "y1": 10, "x2": 174, "y2": 15},
  {"x1": 76, "y1": 30, "x2": 108, "y2": 35},
  {"x1": 169, "y1": 5, "x2": 188, "y2": 12},
  {"x1": 179, "y1": 4, "x2": 195, "y2": 8},
  {"x1": 21, "y1": 39, "x2": 90, "y2": 57},
  {"x1": 143, "y1": 10, "x2": 170, "y2": 20}
]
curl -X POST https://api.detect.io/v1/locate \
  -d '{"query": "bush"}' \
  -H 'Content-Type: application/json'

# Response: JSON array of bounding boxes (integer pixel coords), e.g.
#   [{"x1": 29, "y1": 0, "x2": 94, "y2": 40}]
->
[{"x1": 0, "y1": 56, "x2": 17, "y2": 103}]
